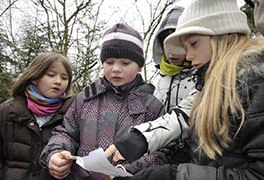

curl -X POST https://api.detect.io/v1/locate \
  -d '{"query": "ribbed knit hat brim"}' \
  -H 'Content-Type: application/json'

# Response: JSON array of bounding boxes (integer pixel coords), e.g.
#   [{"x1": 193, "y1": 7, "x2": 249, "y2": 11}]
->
[{"x1": 164, "y1": 0, "x2": 251, "y2": 55}]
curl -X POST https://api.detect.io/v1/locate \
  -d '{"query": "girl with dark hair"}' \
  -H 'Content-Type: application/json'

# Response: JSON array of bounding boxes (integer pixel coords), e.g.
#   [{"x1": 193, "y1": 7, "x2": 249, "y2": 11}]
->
[{"x1": 0, "y1": 52, "x2": 74, "y2": 180}]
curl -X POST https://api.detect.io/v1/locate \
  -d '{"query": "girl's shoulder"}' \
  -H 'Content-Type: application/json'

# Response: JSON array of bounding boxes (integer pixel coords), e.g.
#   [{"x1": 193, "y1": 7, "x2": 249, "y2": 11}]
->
[
  {"x1": 1, "y1": 97, "x2": 14, "y2": 106},
  {"x1": 0, "y1": 96, "x2": 28, "y2": 121},
  {"x1": 240, "y1": 38, "x2": 264, "y2": 70},
  {"x1": 0, "y1": 96, "x2": 23, "y2": 108},
  {"x1": 0, "y1": 98, "x2": 13, "y2": 113}
]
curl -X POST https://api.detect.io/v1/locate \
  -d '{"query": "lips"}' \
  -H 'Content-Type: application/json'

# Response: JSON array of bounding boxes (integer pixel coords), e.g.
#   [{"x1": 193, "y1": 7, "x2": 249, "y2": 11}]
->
[
  {"x1": 52, "y1": 87, "x2": 60, "y2": 91},
  {"x1": 193, "y1": 64, "x2": 202, "y2": 69},
  {"x1": 169, "y1": 58, "x2": 180, "y2": 61},
  {"x1": 112, "y1": 76, "x2": 122, "y2": 80}
]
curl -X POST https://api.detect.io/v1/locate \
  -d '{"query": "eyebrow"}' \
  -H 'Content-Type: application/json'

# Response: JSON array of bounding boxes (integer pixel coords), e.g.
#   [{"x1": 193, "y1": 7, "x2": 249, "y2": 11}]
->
[{"x1": 47, "y1": 69, "x2": 68, "y2": 76}]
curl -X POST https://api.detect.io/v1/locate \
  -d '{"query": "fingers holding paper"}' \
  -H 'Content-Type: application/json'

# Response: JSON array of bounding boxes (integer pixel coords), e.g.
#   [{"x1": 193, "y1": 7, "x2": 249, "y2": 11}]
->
[
  {"x1": 48, "y1": 150, "x2": 73, "y2": 179},
  {"x1": 105, "y1": 144, "x2": 125, "y2": 162}
]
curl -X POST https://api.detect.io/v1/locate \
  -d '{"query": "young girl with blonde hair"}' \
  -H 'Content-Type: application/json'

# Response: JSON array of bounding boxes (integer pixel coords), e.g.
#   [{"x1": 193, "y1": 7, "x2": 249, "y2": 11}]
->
[{"x1": 112, "y1": 0, "x2": 264, "y2": 179}]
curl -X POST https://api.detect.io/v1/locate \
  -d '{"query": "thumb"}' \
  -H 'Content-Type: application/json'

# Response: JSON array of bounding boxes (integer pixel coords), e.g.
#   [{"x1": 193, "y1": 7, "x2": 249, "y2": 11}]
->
[
  {"x1": 105, "y1": 144, "x2": 117, "y2": 158},
  {"x1": 60, "y1": 150, "x2": 72, "y2": 159},
  {"x1": 113, "y1": 150, "x2": 125, "y2": 162}
]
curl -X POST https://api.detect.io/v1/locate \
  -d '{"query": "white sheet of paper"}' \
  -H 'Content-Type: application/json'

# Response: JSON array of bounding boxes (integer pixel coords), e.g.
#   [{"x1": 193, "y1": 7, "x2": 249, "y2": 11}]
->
[{"x1": 74, "y1": 147, "x2": 132, "y2": 177}]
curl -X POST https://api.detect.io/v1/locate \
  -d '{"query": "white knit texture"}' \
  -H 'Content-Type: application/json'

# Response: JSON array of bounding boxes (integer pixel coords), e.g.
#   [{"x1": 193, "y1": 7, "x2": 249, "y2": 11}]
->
[{"x1": 164, "y1": 0, "x2": 250, "y2": 55}]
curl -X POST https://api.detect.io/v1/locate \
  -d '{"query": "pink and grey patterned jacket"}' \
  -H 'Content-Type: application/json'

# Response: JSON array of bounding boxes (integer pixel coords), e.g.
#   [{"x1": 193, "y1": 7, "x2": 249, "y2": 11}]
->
[{"x1": 40, "y1": 74, "x2": 167, "y2": 179}]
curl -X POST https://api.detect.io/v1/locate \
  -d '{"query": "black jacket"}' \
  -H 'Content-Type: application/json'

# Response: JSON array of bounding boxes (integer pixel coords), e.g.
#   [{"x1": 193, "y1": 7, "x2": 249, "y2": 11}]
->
[{"x1": 0, "y1": 95, "x2": 74, "y2": 180}]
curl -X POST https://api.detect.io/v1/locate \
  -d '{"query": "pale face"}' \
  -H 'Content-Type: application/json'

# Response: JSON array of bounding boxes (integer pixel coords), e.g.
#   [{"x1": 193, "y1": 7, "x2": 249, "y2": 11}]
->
[
  {"x1": 164, "y1": 46, "x2": 186, "y2": 66},
  {"x1": 34, "y1": 62, "x2": 69, "y2": 99},
  {"x1": 103, "y1": 58, "x2": 141, "y2": 87},
  {"x1": 180, "y1": 34, "x2": 212, "y2": 69}
]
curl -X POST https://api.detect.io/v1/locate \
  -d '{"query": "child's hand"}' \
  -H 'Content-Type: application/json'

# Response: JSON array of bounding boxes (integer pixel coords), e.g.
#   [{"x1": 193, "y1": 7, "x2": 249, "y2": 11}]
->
[
  {"x1": 105, "y1": 144, "x2": 125, "y2": 161},
  {"x1": 103, "y1": 175, "x2": 113, "y2": 180},
  {"x1": 48, "y1": 151, "x2": 73, "y2": 179}
]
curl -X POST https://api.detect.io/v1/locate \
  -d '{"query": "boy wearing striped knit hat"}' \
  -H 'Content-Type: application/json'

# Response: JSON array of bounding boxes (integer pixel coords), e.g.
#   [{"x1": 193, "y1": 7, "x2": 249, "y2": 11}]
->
[{"x1": 40, "y1": 23, "x2": 166, "y2": 179}]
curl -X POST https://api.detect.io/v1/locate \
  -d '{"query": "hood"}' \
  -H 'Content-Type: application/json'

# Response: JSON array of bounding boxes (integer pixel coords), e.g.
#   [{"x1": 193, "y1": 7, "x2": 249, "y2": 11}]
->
[{"x1": 152, "y1": 6, "x2": 184, "y2": 65}]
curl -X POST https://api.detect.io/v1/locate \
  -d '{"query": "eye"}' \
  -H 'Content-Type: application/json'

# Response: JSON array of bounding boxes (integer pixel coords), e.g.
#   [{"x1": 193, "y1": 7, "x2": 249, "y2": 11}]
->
[
  {"x1": 61, "y1": 75, "x2": 69, "y2": 81},
  {"x1": 121, "y1": 59, "x2": 132, "y2": 65},
  {"x1": 190, "y1": 40, "x2": 198, "y2": 47},
  {"x1": 122, "y1": 61, "x2": 130, "y2": 65},
  {"x1": 46, "y1": 72, "x2": 55, "y2": 77},
  {"x1": 104, "y1": 60, "x2": 114, "y2": 65}
]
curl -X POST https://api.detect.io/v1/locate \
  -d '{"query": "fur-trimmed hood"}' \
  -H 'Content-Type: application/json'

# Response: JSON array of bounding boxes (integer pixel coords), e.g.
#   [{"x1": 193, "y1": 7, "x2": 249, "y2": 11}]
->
[{"x1": 238, "y1": 38, "x2": 264, "y2": 81}]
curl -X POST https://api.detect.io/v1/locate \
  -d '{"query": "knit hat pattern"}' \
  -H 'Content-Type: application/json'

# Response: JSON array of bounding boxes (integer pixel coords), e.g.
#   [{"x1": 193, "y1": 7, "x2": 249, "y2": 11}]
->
[
  {"x1": 100, "y1": 23, "x2": 145, "y2": 67},
  {"x1": 164, "y1": 0, "x2": 251, "y2": 55},
  {"x1": 152, "y1": 6, "x2": 184, "y2": 64}
]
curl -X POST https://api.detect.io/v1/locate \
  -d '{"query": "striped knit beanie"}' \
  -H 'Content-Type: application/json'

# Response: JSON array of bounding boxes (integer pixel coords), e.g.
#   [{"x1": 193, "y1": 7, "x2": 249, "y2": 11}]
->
[
  {"x1": 164, "y1": 0, "x2": 251, "y2": 55},
  {"x1": 100, "y1": 23, "x2": 145, "y2": 67}
]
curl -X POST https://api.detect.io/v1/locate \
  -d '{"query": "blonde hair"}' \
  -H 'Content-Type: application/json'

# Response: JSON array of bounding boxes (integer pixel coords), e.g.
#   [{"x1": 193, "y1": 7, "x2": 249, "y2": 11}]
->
[
  {"x1": 190, "y1": 34, "x2": 251, "y2": 159},
  {"x1": 11, "y1": 52, "x2": 73, "y2": 98}
]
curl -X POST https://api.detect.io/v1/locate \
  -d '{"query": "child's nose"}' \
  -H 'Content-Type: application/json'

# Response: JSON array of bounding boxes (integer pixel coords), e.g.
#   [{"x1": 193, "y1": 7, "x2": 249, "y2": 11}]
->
[
  {"x1": 186, "y1": 52, "x2": 194, "y2": 62},
  {"x1": 54, "y1": 76, "x2": 62, "y2": 84},
  {"x1": 112, "y1": 64, "x2": 121, "y2": 72}
]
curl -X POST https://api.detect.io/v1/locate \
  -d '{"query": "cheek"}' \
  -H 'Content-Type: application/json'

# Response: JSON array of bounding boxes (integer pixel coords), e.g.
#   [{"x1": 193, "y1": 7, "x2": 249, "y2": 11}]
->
[
  {"x1": 164, "y1": 49, "x2": 170, "y2": 59},
  {"x1": 199, "y1": 43, "x2": 212, "y2": 63},
  {"x1": 204, "y1": 46, "x2": 212, "y2": 62},
  {"x1": 36, "y1": 78, "x2": 48, "y2": 89},
  {"x1": 103, "y1": 65, "x2": 110, "y2": 74},
  {"x1": 62, "y1": 81, "x2": 69, "y2": 90},
  {"x1": 179, "y1": 54, "x2": 186, "y2": 60},
  {"x1": 36, "y1": 82, "x2": 48, "y2": 96},
  {"x1": 125, "y1": 68, "x2": 140, "y2": 79},
  {"x1": 201, "y1": 51, "x2": 211, "y2": 64},
  {"x1": 103, "y1": 66, "x2": 112, "y2": 81}
]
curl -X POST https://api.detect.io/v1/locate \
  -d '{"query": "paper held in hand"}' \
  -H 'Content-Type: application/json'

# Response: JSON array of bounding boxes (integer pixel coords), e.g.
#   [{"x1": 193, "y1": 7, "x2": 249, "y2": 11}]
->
[{"x1": 71, "y1": 147, "x2": 132, "y2": 177}]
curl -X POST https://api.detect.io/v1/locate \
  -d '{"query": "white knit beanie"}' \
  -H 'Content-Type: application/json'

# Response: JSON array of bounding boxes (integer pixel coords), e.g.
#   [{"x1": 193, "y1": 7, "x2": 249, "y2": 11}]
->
[{"x1": 164, "y1": 0, "x2": 251, "y2": 54}]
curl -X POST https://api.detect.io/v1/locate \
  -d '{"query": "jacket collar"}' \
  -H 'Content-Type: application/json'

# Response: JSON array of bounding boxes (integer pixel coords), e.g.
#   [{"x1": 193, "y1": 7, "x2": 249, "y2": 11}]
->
[
  {"x1": 84, "y1": 74, "x2": 145, "y2": 99},
  {"x1": 83, "y1": 75, "x2": 151, "y2": 115},
  {"x1": 193, "y1": 62, "x2": 210, "y2": 91}
]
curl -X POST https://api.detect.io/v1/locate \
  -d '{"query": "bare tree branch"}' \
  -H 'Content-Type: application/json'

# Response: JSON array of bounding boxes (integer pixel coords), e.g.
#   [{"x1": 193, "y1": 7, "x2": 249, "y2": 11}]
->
[{"x1": 0, "y1": 0, "x2": 20, "y2": 17}]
